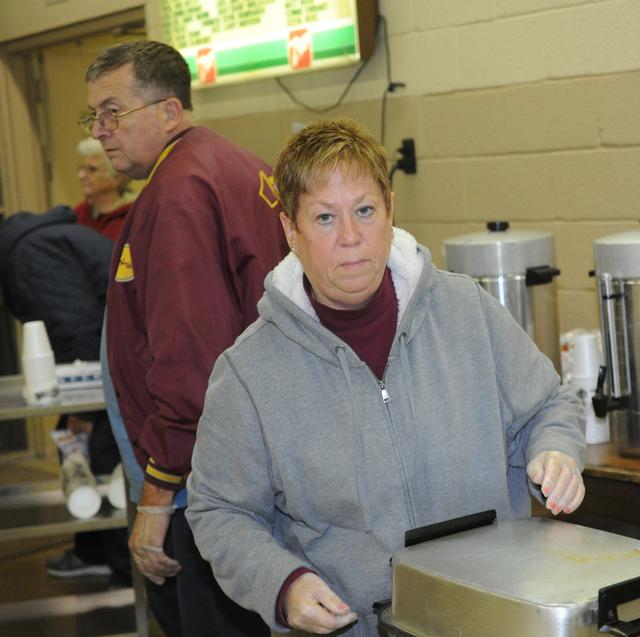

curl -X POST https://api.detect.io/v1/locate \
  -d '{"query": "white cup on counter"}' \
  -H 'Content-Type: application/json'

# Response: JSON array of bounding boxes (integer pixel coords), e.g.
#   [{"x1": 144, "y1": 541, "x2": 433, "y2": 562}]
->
[
  {"x1": 107, "y1": 463, "x2": 127, "y2": 510},
  {"x1": 21, "y1": 320, "x2": 59, "y2": 405},
  {"x1": 570, "y1": 333, "x2": 609, "y2": 444}
]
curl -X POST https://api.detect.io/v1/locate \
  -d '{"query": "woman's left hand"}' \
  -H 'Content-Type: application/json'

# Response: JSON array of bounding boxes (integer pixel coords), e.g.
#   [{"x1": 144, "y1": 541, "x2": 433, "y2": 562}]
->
[{"x1": 526, "y1": 450, "x2": 585, "y2": 515}]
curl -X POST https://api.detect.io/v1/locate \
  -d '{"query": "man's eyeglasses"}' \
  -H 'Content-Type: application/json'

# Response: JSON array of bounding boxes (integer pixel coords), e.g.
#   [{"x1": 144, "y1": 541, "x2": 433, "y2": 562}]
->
[{"x1": 77, "y1": 98, "x2": 168, "y2": 134}]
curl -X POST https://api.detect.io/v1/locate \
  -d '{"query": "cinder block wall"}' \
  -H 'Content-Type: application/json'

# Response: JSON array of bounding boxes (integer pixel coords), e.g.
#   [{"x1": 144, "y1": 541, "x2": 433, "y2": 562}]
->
[{"x1": 174, "y1": 0, "x2": 640, "y2": 333}]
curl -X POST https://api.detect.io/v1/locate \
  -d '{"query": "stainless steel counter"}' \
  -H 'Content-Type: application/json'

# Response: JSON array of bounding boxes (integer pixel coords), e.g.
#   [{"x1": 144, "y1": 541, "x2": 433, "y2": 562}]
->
[
  {"x1": 0, "y1": 374, "x2": 147, "y2": 636},
  {"x1": 0, "y1": 373, "x2": 119, "y2": 541},
  {"x1": 0, "y1": 478, "x2": 126, "y2": 542},
  {"x1": 0, "y1": 374, "x2": 105, "y2": 421}
]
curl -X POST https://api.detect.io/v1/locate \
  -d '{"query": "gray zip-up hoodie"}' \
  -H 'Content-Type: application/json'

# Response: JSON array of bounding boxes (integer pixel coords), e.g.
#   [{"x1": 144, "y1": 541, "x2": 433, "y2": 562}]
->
[{"x1": 187, "y1": 228, "x2": 585, "y2": 637}]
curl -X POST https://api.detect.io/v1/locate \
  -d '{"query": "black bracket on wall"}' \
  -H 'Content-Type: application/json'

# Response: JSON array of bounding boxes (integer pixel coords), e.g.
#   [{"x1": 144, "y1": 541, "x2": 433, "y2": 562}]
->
[
  {"x1": 395, "y1": 138, "x2": 417, "y2": 175},
  {"x1": 390, "y1": 138, "x2": 417, "y2": 184}
]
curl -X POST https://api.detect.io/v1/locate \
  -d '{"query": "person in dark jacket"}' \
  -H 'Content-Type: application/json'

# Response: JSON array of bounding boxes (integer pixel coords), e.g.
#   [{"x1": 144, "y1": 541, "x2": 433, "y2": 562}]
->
[
  {"x1": 0, "y1": 205, "x2": 130, "y2": 584},
  {"x1": 0, "y1": 206, "x2": 112, "y2": 361}
]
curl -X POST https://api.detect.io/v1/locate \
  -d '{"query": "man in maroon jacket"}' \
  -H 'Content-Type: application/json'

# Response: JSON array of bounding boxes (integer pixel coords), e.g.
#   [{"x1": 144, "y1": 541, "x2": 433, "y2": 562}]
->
[{"x1": 82, "y1": 40, "x2": 287, "y2": 637}]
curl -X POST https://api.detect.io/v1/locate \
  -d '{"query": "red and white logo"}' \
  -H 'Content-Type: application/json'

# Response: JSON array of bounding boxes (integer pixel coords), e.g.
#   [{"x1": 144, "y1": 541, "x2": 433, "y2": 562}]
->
[
  {"x1": 288, "y1": 29, "x2": 312, "y2": 70},
  {"x1": 197, "y1": 47, "x2": 217, "y2": 84}
]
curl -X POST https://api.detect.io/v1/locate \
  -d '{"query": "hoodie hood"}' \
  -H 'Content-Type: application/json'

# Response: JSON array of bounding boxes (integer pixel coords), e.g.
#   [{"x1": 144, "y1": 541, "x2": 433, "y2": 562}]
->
[
  {"x1": 0, "y1": 206, "x2": 76, "y2": 278},
  {"x1": 258, "y1": 227, "x2": 436, "y2": 366}
]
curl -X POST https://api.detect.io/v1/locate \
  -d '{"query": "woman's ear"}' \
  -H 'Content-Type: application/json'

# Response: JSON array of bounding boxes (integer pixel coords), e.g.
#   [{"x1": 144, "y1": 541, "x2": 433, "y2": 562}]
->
[
  {"x1": 389, "y1": 191, "x2": 395, "y2": 225},
  {"x1": 279, "y1": 211, "x2": 296, "y2": 251}
]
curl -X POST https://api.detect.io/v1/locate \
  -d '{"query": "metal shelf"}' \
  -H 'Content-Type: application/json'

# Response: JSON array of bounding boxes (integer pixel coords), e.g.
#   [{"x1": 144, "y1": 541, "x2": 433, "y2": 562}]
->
[
  {"x1": 0, "y1": 375, "x2": 148, "y2": 636},
  {"x1": 0, "y1": 374, "x2": 105, "y2": 420},
  {"x1": 0, "y1": 479, "x2": 126, "y2": 541}
]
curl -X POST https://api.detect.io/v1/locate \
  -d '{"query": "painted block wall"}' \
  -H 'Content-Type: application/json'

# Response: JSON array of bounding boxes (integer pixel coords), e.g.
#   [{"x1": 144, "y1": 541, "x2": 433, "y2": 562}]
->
[
  {"x1": 172, "y1": 0, "x2": 640, "y2": 334},
  {"x1": 19, "y1": 0, "x2": 640, "y2": 335}
]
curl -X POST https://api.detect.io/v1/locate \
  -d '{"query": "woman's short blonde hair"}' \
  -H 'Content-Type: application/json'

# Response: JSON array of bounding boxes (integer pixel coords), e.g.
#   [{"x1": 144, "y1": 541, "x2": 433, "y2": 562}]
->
[{"x1": 274, "y1": 118, "x2": 391, "y2": 224}]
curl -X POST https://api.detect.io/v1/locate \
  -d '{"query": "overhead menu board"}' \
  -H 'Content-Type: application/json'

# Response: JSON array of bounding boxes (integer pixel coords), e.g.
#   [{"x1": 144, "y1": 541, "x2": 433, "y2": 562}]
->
[{"x1": 159, "y1": 0, "x2": 378, "y2": 88}]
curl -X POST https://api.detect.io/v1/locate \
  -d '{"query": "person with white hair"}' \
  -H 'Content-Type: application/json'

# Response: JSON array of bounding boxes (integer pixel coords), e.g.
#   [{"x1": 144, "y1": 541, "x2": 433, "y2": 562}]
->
[{"x1": 74, "y1": 137, "x2": 134, "y2": 241}]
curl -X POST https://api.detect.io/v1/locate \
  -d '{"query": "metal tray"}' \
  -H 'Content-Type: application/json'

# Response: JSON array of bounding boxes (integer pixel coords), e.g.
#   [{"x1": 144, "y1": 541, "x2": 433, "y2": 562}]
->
[{"x1": 381, "y1": 517, "x2": 640, "y2": 637}]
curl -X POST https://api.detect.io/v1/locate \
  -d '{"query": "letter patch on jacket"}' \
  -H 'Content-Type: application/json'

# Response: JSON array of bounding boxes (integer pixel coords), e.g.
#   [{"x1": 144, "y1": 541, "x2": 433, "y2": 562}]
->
[
  {"x1": 115, "y1": 243, "x2": 134, "y2": 282},
  {"x1": 258, "y1": 170, "x2": 279, "y2": 209}
]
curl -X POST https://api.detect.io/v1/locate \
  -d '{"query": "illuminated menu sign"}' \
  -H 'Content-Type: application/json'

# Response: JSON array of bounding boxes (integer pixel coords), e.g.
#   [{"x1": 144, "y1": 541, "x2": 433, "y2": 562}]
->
[{"x1": 160, "y1": 0, "x2": 370, "y2": 88}]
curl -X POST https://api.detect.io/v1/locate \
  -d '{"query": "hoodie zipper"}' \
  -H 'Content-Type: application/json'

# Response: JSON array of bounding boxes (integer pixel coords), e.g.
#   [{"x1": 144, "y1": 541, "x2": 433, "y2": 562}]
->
[
  {"x1": 376, "y1": 358, "x2": 392, "y2": 404},
  {"x1": 378, "y1": 379, "x2": 391, "y2": 404},
  {"x1": 372, "y1": 364, "x2": 417, "y2": 529}
]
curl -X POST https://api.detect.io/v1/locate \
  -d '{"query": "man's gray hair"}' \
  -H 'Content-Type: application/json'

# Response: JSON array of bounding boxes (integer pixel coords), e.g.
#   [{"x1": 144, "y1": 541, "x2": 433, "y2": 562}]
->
[{"x1": 85, "y1": 40, "x2": 193, "y2": 110}]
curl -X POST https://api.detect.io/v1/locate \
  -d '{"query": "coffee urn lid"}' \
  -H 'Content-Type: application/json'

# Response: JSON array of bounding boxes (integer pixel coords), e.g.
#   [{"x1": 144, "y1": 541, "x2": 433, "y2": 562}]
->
[
  {"x1": 443, "y1": 221, "x2": 556, "y2": 277},
  {"x1": 594, "y1": 229, "x2": 640, "y2": 278}
]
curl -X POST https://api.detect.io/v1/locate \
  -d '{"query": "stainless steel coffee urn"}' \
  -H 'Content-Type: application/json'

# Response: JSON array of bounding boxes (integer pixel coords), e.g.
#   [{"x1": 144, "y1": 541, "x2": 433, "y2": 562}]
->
[
  {"x1": 592, "y1": 229, "x2": 640, "y2": 457},
  {"x1": 443, "y1": 221, "x2": 561, "y2": 371}
]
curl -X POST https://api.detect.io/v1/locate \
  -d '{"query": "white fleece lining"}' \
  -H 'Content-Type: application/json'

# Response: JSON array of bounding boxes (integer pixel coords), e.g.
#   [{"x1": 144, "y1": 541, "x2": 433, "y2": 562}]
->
[
  {"x1": 388, "y1": 227, "x2": 424, "y2": 323},
  {"x1": 271, "y1": 227, "x2": 425, "y2": 324},
  {"x1": 271, "y1": 252, "x2": 319, "y2": 320}
]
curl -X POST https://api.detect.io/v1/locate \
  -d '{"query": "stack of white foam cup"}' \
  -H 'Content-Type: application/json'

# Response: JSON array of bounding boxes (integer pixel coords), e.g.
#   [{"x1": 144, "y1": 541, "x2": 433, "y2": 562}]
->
[
  {"x1": 21, "y1": 320, "x2": 59, "y2": 405},
  {"x1": 570, "y1": 333, "x2": 610, "y2": 444}
]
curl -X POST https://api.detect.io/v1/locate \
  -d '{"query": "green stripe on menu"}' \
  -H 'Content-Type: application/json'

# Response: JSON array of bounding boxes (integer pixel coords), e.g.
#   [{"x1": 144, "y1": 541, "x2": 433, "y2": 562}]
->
[
  {"x1": 218, "y1": 40, "x2": 288, "y2": 75},
  {"x1": 312, "y1": 24, "x2": 356, "y2": 60},
  {"x1": 183, "y1": 24, "x2": 357, "y2": 79}
]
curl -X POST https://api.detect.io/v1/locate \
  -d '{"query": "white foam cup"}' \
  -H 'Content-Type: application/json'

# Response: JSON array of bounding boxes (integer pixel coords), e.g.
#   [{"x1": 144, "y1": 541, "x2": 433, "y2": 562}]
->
[
  {"x1": 21, "y1": 321, "x2": 59, "y2": 404},
  {"x1": 571, "y1": 333, "x2": 601, "y2": 380},
  {"x1": 62, "y1": 451, "x2": 102, "y2": 519},
  {"x1": 22, "y1": 320, "x2": 54, "y2": 357},
  {"x1": 107, "y1": 463, "x2": 127, "y2": 509},
  {"x1": 570, "y1": 368, "x2": 610, "y2": 445},
  {"x1": 585, "y1": 408, "x2": 610, "y2": 444},
  {"x1": 22, "y1": 353, "x2": 59, "y2": 404}
]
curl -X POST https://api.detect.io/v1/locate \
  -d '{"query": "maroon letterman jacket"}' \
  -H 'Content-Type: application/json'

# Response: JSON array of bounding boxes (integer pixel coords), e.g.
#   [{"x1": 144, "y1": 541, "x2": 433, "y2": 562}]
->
[{"x1": 107, "y1": 126, "x2": 287, "y2": 491}]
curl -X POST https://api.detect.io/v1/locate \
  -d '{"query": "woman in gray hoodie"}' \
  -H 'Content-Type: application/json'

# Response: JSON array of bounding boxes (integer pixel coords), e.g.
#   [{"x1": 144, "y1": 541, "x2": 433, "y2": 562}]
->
[{"x1": 187, "y1": 118, "x2": 585, "y2": 637}]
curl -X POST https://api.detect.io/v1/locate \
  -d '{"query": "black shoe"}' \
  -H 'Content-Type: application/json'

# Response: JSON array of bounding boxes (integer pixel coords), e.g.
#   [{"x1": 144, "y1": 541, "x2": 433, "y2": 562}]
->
[{"x1": 46, "y1": 549, "x2": 113, "y2": 578}]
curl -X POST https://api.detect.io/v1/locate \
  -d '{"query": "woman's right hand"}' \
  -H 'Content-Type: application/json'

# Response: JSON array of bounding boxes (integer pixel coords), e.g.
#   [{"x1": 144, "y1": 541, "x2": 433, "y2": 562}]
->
[{"x1": 285, "y1": 572, "x2": 357, "y2": 634}]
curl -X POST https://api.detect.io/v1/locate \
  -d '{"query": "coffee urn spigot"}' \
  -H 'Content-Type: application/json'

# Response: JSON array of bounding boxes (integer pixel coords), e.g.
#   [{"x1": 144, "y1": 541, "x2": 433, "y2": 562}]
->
[
  {"x1": 525, "y1": 265, "x2": 561, "y2": 286},
  {"x1": 592, "y1": 365, "x2": 630, "y2": 419}
]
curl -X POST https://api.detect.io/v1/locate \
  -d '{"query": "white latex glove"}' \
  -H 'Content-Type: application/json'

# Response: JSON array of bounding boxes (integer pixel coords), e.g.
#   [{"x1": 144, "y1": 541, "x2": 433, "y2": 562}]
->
[
  {"x1": 129, "y1": 482, "x2": 181, "y2": 585},
  {"x1": 527, "y1": 450, "x2": 585, "y2": 515},
  {"x1": 285, "y1": 572, "x2": 358, "y2": 634},
  {"x1": 129, "y1": 509, "x2": 181, "y2": 585}
]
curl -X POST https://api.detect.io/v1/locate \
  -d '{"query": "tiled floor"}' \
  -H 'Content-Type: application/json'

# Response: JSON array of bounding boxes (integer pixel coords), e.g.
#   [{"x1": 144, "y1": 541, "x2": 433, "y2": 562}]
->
[{"x1": 0, "y1": 457, "x2": 162, "y2": 637}]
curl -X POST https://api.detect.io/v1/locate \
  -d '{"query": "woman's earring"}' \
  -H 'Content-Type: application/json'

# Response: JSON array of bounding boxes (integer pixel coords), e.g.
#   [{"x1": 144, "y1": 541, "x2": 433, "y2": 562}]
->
[{"x1": 290, "y1": 246, "x2": 296, "y2": 253}]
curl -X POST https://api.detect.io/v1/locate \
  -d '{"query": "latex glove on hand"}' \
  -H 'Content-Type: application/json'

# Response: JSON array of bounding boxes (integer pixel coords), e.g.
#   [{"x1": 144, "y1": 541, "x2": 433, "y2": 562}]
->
[
  {"x1": 527, "y1": 450, "x2": 585, "y2": 515},
  {"x1": 285, "y1": 572, "x2": 358, "y2": 634},
  {"x1": 129, "y1": 508, "x2": 181, "y2": 585}
]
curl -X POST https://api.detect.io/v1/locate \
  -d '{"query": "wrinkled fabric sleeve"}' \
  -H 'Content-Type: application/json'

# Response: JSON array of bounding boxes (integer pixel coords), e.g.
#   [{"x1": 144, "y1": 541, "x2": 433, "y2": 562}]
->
[
  {"x1": 100, "y1": 313, "x2": 144, "y2": 503},
  {"x1": 186, "y1": 353, "x2": 310, "y2": 631},
  {"x1": 476, "y1": 284, "x2": 586, "y2": 507},
  {"x1": 138, "y1": 178, "x2": 243, "y2": 488}
]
